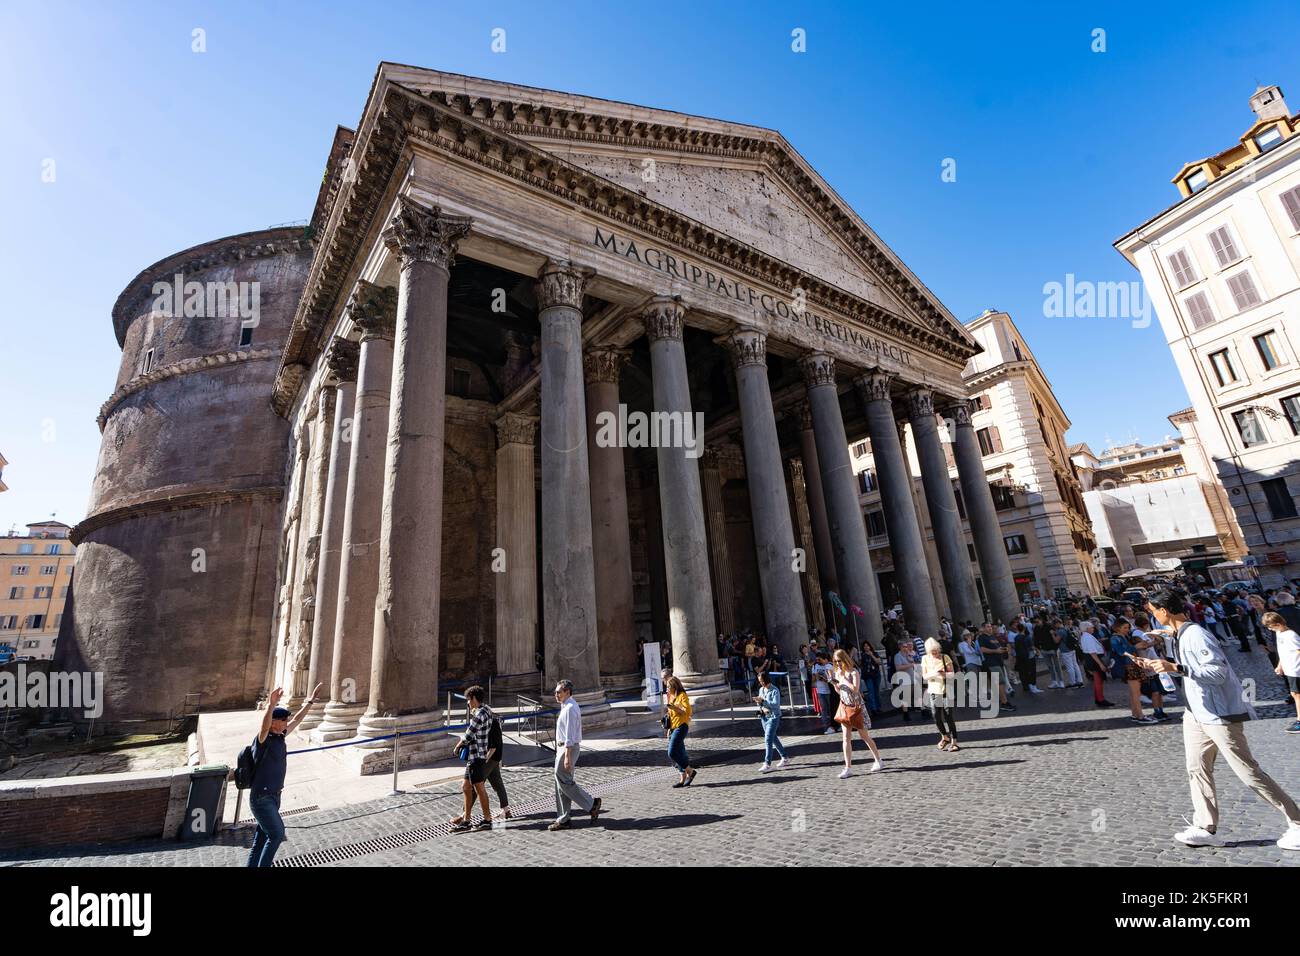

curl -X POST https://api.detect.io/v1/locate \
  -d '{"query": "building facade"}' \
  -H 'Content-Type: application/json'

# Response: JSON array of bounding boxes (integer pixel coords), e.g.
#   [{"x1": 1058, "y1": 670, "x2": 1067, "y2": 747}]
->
[
  {"x1": 1116, "y1": 84, "x2": 1300, "y2": 588},
  {"x1": 64, "y1": 65, "x2": 1028, "y2": 759},
  {"x1": 1071, "y1": 429, "x2": 1246, "y2": 578},
  {"x1": 1, "y1": 522, "x2": 76, "y2": 662}
]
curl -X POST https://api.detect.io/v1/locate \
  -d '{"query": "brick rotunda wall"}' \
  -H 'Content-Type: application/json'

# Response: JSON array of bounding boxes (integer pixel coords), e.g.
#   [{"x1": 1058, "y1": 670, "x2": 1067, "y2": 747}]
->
[{"x1": 55, "y1": 227, "x2": 313, "y2": 729}]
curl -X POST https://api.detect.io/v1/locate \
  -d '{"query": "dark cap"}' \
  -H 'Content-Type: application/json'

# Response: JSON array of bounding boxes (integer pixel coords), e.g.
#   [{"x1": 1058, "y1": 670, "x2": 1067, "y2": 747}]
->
[{"x1": 272, "y1": 707, "x2": 292, "y2": 720}]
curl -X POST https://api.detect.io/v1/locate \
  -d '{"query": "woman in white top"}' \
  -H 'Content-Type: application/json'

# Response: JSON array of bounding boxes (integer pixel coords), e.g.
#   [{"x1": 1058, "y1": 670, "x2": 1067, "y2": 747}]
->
[
  {"x1": 1263, "y1": 612, "x2": 1300, "y2": 733},
  {"x1": 922, "y1": 638, "x2": 960, "y2": 751},
  {"x1": 830, "y1": 649, "x2": 882, "y2": 778}
]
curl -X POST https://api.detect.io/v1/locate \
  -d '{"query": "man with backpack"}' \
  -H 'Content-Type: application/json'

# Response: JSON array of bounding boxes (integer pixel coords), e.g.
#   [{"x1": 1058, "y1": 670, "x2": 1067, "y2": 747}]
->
[
  {"x1": 242, "y1": 683, "x2": 320, "y2": 867},
  {"x1": 450, "y1": 685, "x2": 506, "y2": 832}
]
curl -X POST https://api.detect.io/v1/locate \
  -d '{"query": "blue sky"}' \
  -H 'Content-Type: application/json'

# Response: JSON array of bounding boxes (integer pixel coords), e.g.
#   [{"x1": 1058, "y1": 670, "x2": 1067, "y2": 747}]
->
[{"x1": 2, "y1": 0, "x2": 1297, "y2": 532}]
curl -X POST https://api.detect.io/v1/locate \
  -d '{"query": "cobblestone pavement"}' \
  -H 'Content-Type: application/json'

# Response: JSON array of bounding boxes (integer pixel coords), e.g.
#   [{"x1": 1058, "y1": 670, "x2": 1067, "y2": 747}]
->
[{"x1": 7, "y1": 646, "x2": 1299, "y2": 867}]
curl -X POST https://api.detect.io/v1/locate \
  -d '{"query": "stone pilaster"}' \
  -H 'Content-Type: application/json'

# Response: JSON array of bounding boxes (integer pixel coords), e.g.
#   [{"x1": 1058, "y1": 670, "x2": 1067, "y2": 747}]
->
[
  {"x1": 287, "y1": 388, "x2": 335, "y2": 708},
  {"x1": 856, "y1": 370, "x2": 939, "y2": 640},
  {"x1": 908, "y1": 387, "x2": 983, "y2": 628},
  {"x1": 798, "y1": 352, "x2": 882, "y2": 649},
  {"x1": 315, "y1": 281, "x2": 396, "y2": 742},
  {"x1": 536, "y1": 262, "x2": 607, "y2": 714},
  {"x1": 643, "y1": 296, "x2": 723, "y2": 691},
  {"x1": 301, "y1": 337, "x2": 360, "y2": 730},
  {"x1": 701, "y1": 448, "x2": 736, "y2": 636},
  {"x1": 720, "y1": 327, "x2": 808, "y2": 657},
  {"x1": 942, "y1": 399, "x2": 1021, "y2": 624},
  {"x1": 493, "y1": 412, "x2": 540, "y2": 692},
  {"x1": 583, "y1": 346, "x2": 639, "y2": 691},
  {"x1": 354, "y1": 198, "x2": 471, "y2": 772}
]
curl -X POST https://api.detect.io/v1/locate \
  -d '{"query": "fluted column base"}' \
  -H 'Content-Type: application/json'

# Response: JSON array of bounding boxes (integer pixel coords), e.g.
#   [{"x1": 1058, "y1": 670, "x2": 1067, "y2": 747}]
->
[
  {"x1": 310, "y1": 701, "x2": 366, "y2": 743},
  {"x1": 343, "y1": 709, "x2": 446, "y2": 775},
  {"x1": 297, "y1": 700, "x2": 327, "y2": 731}
]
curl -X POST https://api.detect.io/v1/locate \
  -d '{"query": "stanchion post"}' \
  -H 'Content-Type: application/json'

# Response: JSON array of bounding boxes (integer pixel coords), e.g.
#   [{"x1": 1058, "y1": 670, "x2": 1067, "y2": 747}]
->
[
  {"x1": 728, "y1": 682, "x2": 735, "y2": 722},
  {"x1": 391, "y1": 731, "x2": 400, "y2": 794}
]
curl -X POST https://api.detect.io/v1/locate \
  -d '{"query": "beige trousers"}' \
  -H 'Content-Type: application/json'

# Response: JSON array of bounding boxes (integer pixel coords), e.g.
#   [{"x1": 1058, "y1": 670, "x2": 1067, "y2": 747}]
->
[{"x1": 1183, "y1": 716, "x2": 1300, "y2": 831}]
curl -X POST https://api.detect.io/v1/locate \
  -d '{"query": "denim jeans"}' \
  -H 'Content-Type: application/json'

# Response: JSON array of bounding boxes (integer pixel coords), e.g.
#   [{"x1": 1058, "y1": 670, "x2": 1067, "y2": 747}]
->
[
  {"x1": 816, "y1": 691, "x2": 833, "y2": 728},
  {"x1": 762, "y1": 716, "x2": 786, "y2": 763},
  {"x1": 863, "y1": 672, "x2": 880, "y2": 713},
  {"x1": 1043, "y1": 650, "x2": 1063, "y2": 684},
  {"x1": 247, "y1": 791, "x2": 285, "y2": 868},
  {"x1": 667, "y1": 724, "x2": 691, "y2": 772}
]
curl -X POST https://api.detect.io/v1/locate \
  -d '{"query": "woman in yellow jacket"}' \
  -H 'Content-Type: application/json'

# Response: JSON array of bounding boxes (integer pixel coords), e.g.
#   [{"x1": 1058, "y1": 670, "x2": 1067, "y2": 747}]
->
[{"x1": 664, "y1": 676, "x2": 698, "y2": 787}]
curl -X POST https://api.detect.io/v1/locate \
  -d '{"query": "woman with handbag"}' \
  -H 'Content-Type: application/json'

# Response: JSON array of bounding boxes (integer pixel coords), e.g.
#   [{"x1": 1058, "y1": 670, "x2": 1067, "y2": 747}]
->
[
  {"x1": 922, "y1": 638, "x2": 960, "y2": 751},
  {"x1": 829, "y1": 649, "x2": 882, "y2": 778},
  {"x1": 664, "y1": 676, "x2": 697, "y2": 787}
]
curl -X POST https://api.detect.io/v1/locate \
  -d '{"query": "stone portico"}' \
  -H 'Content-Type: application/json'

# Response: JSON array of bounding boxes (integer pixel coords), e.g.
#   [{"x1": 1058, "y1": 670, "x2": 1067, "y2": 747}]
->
[{"x1": 263, "y1": 64, "x2": 1015, "y2": 772}]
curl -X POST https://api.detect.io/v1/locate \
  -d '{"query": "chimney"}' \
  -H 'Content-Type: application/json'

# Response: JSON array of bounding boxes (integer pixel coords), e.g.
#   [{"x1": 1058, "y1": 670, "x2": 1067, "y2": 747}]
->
[{"x1": 1250, "y1": 85, "x2": 1289, "y2": 122}]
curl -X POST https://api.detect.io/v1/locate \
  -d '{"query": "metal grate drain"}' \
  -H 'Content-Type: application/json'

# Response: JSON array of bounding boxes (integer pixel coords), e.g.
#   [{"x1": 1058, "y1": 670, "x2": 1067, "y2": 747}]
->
[{"x1": 236, "y1": 803, "x2": 320, "y2": 825}]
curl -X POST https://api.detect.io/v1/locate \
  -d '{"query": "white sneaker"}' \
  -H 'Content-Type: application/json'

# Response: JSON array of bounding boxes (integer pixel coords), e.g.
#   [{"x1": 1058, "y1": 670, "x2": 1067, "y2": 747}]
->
[
  {"x1": 823, "y1": 726, "x2": 838, "y2": 735},
  {"x1": 867, "y1": 760, "x2": 882, "y2": 773},
  {"x1": 1278, "y1": 825, "x2": 1300, "y2": 851},
  {"x1": 1174, "y1": 825, "x2": 1224, "y2": 847},
  {"x1": 776, "y1": 758, "x2": 788, "y2": 770},
  {"x1": 838, "y1": 767, "x2": 852, "y2": 779},
  {"x1": 1028, "y1": 686, "x2": 1043, "y2": 695},
  {"x1": 759, "y1": 762, "x2": 771, "y2": 773}
]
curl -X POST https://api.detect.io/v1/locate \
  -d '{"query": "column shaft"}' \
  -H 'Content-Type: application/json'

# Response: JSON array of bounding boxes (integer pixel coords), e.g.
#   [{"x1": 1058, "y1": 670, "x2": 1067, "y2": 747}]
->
[
  {"x1": 799, "y1": 352, "x2": 882, "y2": 649},
  {"x1": 908, "y1": 388, "x2": 983, "y2": 628},
  {"x1": 797, "y1": 405, "x2": 838, "y2": 593},
  {"x1": 788, "y1": 458, "x2": 827, "y2": 634},
  {"x1": 701, "y1": 452, "x2": 736, "y2": 636},
  {"x1": 946, "y1": 400, "x2": 1021, "y2": 623},
  {"x1": 643, "y1": 297, "x2": 722, "y2": 690},
  {"x1": 584, "y1": 348, "x2": 639, "y2": 688},
  {"x1": 316, "y1": 283, "x2": 395, "y2": 741},
  {"x1": 537, "y1": 264, "x2": 605, "y2": 709},
  {"x1": 722, "y1": 328, "x2": 807, "y2": 656},
  {"x1": 494, "y1": 414, "x2": 539, "y2": 685}
]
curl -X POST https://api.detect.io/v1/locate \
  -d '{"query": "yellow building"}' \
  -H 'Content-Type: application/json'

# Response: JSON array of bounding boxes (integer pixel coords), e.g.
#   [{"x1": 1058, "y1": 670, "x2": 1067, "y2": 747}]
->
[{"x1": 1, "y1": 520, "x2": 76, "y2": 662}]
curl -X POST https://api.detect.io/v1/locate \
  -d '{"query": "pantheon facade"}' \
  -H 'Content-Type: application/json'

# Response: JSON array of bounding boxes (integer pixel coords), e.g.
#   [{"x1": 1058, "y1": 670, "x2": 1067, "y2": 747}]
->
[{"x1": 59, "y1": 64, "x2": 1020, "y2": 765}]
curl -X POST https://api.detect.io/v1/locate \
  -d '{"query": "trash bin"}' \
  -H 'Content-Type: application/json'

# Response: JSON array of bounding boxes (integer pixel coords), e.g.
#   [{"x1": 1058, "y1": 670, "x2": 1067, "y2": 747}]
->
[{"x1": 180, "y1": 764, "x2": 229, "y2": 840}]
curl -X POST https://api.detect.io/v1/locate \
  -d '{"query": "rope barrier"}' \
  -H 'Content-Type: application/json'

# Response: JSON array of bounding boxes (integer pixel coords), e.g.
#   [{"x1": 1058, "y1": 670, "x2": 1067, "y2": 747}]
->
[{"x1": 285, "y1": 706, "x2": 560, "y2": 756}]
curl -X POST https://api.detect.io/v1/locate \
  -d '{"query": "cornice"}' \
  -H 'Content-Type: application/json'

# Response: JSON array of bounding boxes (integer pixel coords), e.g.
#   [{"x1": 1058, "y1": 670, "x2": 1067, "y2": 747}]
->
[
  {"x1": 98, "y1": 348, "x2": 280, "y2": 431},
  {"x1": 71, "y1": 485, "x2": 284, "y2": 545}
]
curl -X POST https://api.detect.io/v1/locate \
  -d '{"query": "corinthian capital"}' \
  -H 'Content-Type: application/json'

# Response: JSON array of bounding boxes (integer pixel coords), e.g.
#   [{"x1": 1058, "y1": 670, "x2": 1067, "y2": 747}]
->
[
  {"x1": 536, "y1": 262, "x2": 593, "y2": 311},
  {"x1": 640, "y1": 295, "x2": 685, "y2": 342},
  {"x1": 381, "y1": 197, "x2": 472, "y2": 270},
  {"x1": 798, "y1": 351, "x2": 836, "y2": 390},
  {"x1": 494, "y1": 412, "x2": 538, "y2": 449},
  {"x1": 718, "y1": 327, "x2": 767, "y2": 370},
  {"x1": 854, "y1": 369, "x2": 894, "y2": 405},
  {"x1": 905, "y1": 385, "x2": 934, "y2": 420},
  {"x1": 937, "y1": 398, "x2": 974, "y2": 428},
  {"x1": 323, "y1": 337, "x2": 360, "y2": 385},
  {"x1": 583, "y1": 346, "x2": 630, "y2": 385},
  {"x1": 348, "y1": 280, "x2": 398, "y2": 341}
]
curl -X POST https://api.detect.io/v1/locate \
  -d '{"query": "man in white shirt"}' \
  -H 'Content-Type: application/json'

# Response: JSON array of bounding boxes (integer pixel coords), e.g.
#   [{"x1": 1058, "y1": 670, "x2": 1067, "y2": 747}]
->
[{"x1": 548, "y1": 679, "x2": 603, "y2": 831}]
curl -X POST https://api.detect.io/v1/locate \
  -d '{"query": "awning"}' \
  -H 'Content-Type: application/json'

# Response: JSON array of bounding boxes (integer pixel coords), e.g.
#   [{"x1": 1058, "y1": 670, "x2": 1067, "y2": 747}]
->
[
  {"x1": 1208, "y1": 560, "x2": 1244, "y2": 570},
  {"x1": 1117, "y1": 568, "x2": 1154, "y2": 578}
]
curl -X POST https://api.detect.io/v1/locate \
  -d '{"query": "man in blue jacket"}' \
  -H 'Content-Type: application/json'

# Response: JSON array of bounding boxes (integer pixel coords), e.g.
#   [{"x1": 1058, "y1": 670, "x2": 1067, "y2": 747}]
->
[{"x1": 1140, "y1": 589, "x2": 1300, "y2": 851}]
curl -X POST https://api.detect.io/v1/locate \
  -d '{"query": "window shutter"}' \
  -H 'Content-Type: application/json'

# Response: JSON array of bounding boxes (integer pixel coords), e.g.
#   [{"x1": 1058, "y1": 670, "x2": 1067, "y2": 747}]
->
[
  {"x1": 990, "y1": 426, "x2": 1004, "y2": 453},
  {"x1": 1208, "y1": 227, "x2": 1239, "y2": 267},
  {"x1": 1185, "y1": 292, "x2": 1215, "y2": 329},
  {"x1": 1227, "y1": 273, "x2": 1261, "y2": 310},
  {"x1": 1282, "y1": 187, "x2": 1300, "y2": 232},
  {"x1": 1167, "y1": 250, "x2": 1196, "y2": 288}
]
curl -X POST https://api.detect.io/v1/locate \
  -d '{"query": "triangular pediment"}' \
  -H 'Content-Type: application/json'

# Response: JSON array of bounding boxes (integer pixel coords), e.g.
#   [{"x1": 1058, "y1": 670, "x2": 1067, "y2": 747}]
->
[{"x1": 378, "y1": 63, "x2": 978, "y2": 354}]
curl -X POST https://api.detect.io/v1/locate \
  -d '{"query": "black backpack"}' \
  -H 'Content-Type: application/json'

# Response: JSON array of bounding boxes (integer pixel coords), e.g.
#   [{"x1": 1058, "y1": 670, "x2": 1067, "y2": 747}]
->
[
  {"x1": 488, "y1": 715, "x2": 504, "y2": 763},
  {"x1": 234, "y1": 736, "x2": 263, "y2": 790}
]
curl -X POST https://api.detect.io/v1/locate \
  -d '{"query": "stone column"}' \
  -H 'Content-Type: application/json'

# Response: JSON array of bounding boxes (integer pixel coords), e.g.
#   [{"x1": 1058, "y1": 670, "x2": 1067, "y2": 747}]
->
[
  {"x1": 700, "y1": 449, "x2": 735, "y2": 636},
  {"x1": 856, "y1": 370, "x2": 940, "y2": 640},
  {"x1": 355, "y1": 198, "x2": 470, "y2": 769},
  {"x1": 720, "y1": 327, "x2": 808, "y2": 656},
  {"x1": 315, "y1": 283, "x2": 396, "y2": 742},
  {"x1": 584, "y1": 346, "x2": 639, "y2": 690},
  {"x1": 287, "y1": 390, "x2": 334, "y2": 706},
  {"x1": 301, "y1": 337, "x2": 359, "y2": 730},
  {"x1": 642, "y1": 296, "x2": 723, "y2": 691},
  {"x1": 788, "y1": 458, "x2": 827, "y2": 633},
  {"x1": 907, "y1": 387, "x2": 983, "y2": 628},
  {"x1": 798, "y1": 352, "x2": 882, "y2": 649},
  {"x1": 536, "y1": 263, "x2": 607, "y2": 712},
  {"x1": 797, "y1": 402, "x2": 837, "y2": 593},
  {"x1": 494, "y1": 412, "x2": 539, "y2": 689},
  {"x1": 942, "y1": 398, "x2": 1021, "y2": 624}
]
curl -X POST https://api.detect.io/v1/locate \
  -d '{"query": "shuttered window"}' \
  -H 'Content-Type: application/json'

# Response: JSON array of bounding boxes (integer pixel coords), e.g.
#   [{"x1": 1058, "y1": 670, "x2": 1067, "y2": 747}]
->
[
  {"x1": 1226, "y1": 272, "x2": 1262, "y2": 311},
  {"x1": 1167, "y1": 249, "x2": 1198, "y2": 288},
  {"x1": 1207, "y1": 226, "x2": 1241, "y2": 267},
  {"x1": 1185, "y1": 291, "x2": 1215, "y2": 329},
  {"x1": 1282, "y1": 186, "x2": 1300, "y2": 231}
]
